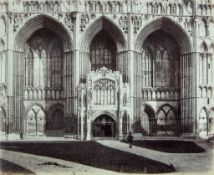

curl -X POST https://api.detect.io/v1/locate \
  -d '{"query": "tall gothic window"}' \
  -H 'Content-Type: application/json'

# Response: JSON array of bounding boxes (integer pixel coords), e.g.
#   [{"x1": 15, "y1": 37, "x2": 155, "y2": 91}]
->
[
  {"x1": 142, "y1": 31, "x2": 179, "y2": 89},
  {"x1": 33, "y1": 47, "x2": 46, "y2": 88},
  {"x1": 24, "y1": 29, "x2": 63, "y2": 90},
  {"x1": 90, "y1": 31, "x2": 116, "y2": 71},
  {"x1": 142, "y1": 48, "x2": 153, "y2": 87},
  {"x1": 24, "y1": 46, "x2": 33, "y2": 87},
  {"x1": 50, "y1": 45, "x2": 63, "y2": 88},
  {"x1": 155, "y1": 46, "x2": 173, "y2": 87}
]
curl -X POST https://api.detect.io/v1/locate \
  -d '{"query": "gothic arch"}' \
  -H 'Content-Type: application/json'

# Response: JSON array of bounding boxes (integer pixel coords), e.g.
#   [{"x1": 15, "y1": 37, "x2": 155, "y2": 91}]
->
[
  {"x1": 135, "y1": 17, "x2": 192, "y2": 53},
  {"x1": 156, "y1": 104, "x2": 177, "y2": 135},
  {"x1": 25, "y1": 103, "x2": 45, "y2": 118},
  {"x1": 14, "y1": 14, "x2": 73, "y2": 52},
  {"x1": 141, "y1": 104, "x2": 156, "y2": 135},
  {"x1": 198, "y1": 107, "x2": 209, "y2": 134},
  {"x1": 80, "y1": 16, "x2": 127, "y2": 52},
  {"x1": 26, "y1": 104, "x2": 45, "y2": 135},
  {"x1": 91, "y1": 111, "x2": 118, "y2": 122},
  {"x1": 47, "y1": 103, "x2": 64, "y2": 115},
  {"x1": 46, "y1": 103, "x2": 64, "y2": 135},
  {"x1": 156, "y1": 104, "x2": 177, "y2": 116}
]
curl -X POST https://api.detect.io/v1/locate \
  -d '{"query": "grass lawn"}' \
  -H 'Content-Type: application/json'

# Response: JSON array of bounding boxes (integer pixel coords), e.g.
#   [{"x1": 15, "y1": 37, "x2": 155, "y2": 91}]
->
[
  {"x1": 0, "y1": 141, "x2": 175, "y2": 173},
  {"x1": 121, "y1": 140, "x2": 205, "y2": 153},
  {"x1": 0, "y1": 159, "x2": 35, "y2": 174}
]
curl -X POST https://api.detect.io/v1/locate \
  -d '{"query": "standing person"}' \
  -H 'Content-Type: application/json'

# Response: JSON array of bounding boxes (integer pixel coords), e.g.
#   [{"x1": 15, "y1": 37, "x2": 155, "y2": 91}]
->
[{"x1": 127, "y1": 131, "x2": 133, "y2": 148}]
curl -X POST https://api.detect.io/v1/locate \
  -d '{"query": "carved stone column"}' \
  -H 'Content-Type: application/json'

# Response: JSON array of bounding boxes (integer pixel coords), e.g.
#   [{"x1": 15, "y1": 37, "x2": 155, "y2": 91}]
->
[{"x1": 86, "y1": 118, "x2": 91, "y2": 140}]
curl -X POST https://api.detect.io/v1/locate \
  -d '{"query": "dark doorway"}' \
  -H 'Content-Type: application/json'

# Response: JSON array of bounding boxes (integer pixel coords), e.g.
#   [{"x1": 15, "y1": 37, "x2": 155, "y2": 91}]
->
[{"x1": 93, "y1": 115, "x2": 116, "y2": 138}]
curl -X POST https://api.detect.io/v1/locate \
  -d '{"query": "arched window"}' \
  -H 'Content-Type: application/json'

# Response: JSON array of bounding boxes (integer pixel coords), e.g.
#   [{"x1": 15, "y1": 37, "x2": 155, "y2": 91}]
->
[
  {"x1": 24, "y1": 46, "x2": 34, "y2": 87},
  {"x1": 25, "y1": 29, "x2": 63, "y2": 90},
  {"x1": 155, "y1": 46, "x2": 173, "y2": 87},
  {"x1": 90, "y1": 31, "x2": 116, "y2": 71},
  {"x1": 50, "y1": 45, "x2": 63, "y2": 88},
  {"x1": 142, "y1": 48, "x2": 153, "y2": 87},
  {"x1": 32, "y1": 46, "x2": 47, "y2": 88},
  {"x1": 93, "y1": 79, "x2": 115, "y2": 105}
]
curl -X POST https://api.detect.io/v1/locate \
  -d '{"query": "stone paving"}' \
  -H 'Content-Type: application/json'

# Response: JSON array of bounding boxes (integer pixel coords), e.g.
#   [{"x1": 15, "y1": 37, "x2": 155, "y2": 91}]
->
[{"x1": 97, "y1": 140, "x2": 214, "y2": 174}]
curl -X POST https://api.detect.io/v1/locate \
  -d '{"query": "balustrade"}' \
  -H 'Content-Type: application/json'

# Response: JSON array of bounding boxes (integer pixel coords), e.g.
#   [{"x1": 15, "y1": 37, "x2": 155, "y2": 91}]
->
[
  {"x1": 24, "y1": 88, "x2": 63, "y2": 100},
  {"x1": 142, "y1": 88, "x2": 179, "y2": 100}
]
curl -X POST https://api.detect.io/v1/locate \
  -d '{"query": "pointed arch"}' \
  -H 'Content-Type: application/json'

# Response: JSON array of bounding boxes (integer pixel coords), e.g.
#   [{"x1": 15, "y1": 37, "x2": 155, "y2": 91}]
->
[
  {"x1": 25, "y1": 103, "x2": 45, "y2": 117},
  {"x1": 156, "y1": 104, "x2": 177, "y2": 135},
  {"x1": 80, "y1": 16, "x2": 126, "y2": 52},
  {"x1": 46, "y1": 103, "x2": 64, "y2": 136},
  {"x1": 26, "y1": 104, "x2": 45, "y2": 135},
  {"x1": 135, "y1": 17, "x2": 192, "y2": 53},
  {"x1": 208, "y1": 107, "x2": 214, "y2": 134},
  {"x1": 14, "y1": 14, "x2": 72, "y2": 52},
  {"x1": 141, "y1": 104, "x2": 156, "y2": 135},
  {"x1": 198, "y1": 107, "x2": 209, "y2": 133}
]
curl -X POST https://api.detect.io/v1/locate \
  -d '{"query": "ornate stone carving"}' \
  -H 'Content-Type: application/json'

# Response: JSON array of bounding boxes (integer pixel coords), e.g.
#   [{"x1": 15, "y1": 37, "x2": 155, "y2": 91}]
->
[
  {"x1": 119, "y1": 15, "x2": 128, "y2": 33},
  {"x1": 132, "y1": 15, "x2": 142, "y2": 33},
  {"x1": 23, "y1": 0, "x2": 61, "y2": 12},
  {"x1": 64, "y1": 12, "x2": 75, "y2": 31},
  {"x1": 80, "y1": 14, "x2": 90, "y2": 31},
  {"x1": 0, "y1": 84, "x2": 6, "y2": 96},
  {"x1": 9, "y1": 12, "x2": 32, "y2": 32}
]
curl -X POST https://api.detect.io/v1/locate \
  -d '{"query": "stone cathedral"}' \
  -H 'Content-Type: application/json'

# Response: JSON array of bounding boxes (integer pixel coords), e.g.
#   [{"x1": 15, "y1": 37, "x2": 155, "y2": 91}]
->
[{"x1": 0, "y1": 0, "x2": 214, "y2": 140}]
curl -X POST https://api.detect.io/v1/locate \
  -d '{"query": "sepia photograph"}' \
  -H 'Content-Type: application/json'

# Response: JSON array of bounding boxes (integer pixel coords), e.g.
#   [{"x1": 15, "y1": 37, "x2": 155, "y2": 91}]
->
[{"x1": 0, "y1": 0, "x2": 214, "y2": 174}]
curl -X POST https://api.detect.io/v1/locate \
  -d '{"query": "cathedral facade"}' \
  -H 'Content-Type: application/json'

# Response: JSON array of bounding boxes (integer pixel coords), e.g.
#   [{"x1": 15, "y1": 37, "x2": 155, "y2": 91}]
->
[{"x1": 0, "y1": 0, "x2": 214, "y2": 140}]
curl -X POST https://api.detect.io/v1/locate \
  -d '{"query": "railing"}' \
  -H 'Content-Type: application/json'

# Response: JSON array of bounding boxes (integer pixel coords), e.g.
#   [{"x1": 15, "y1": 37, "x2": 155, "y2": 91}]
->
[
  {"x1": 142, "y1": 88, "x2": 179, "y2": 101},
  {"x1": 24, "y1": 88, "x2": 64, "y2": 100}
]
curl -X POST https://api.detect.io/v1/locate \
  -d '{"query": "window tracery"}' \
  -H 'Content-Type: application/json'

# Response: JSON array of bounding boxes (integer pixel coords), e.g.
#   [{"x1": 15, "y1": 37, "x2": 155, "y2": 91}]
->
[
  {"x1": 24, "y1": 30, "x2": 63, "y2": 91},
  {"x1": 142, "y1": 48, "x2": 153, "y2": 87},
  {"x1": 90, "y1": 31, "x2": 116, "y2": 71},
  {"x1": 93, "y1": 79, "x2": 115, "y2": 105}
]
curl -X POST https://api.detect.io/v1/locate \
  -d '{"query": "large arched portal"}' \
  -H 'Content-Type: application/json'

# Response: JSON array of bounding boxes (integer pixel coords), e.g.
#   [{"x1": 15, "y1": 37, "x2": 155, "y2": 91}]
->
[
  {"x1": 93, "y1": 115, "x2": 116, "y2": 138},
  {"x1": 13, "y1": 15, "x2": 72, "y2": 134},
  {"x1": 133, "y1": 17, "x2": 192, "y2": 135}
]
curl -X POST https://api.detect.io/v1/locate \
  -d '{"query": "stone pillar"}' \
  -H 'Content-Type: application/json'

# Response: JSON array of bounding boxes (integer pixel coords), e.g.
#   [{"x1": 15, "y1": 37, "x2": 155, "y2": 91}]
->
[
  {"x1": 6, "y1": 12, "x2": 15, "y2": 134},
  {"x1": 127, "y1": 13, "x2": 134, "y2": 132},
  {"x1": 119, "y1": 116, "x2": 123, "y2": 139},
  {"x1": 86, "y1": 118, "x2": 91, "y2": 140},
  {"x1": 80, "y1": 109, "x2": 84, "y2": 140}
]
